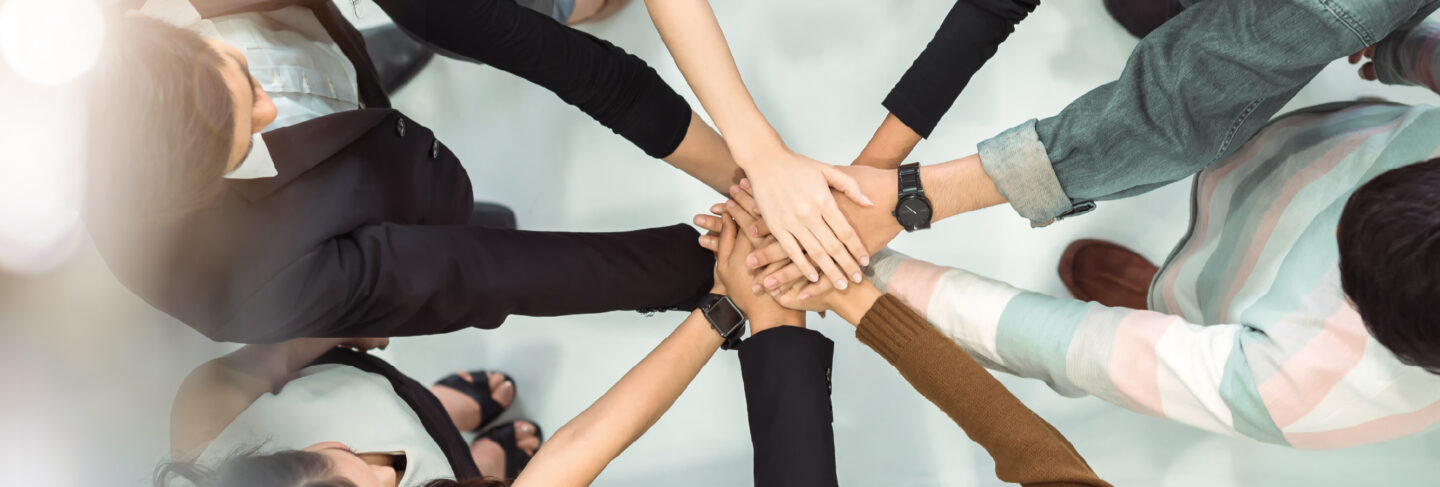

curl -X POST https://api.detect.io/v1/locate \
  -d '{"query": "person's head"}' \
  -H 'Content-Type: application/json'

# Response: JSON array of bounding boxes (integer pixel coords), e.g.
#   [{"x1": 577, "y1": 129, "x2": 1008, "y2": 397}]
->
[
  {"x1": 155, "y1": 443, "x2": 510, "y2": 487},
  {"x1": 85, "y1": 14, "x2": 275, "y2": 210},
  {"x1": 1338, "y1": 157, "x2": 1440, "y2": 375}
]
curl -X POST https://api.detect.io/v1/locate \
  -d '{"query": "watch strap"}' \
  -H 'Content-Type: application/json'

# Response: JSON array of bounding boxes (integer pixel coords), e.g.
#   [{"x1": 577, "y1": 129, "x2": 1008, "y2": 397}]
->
[{"x1": 898, "y1": 162, "x2": 924, "y2": 197}]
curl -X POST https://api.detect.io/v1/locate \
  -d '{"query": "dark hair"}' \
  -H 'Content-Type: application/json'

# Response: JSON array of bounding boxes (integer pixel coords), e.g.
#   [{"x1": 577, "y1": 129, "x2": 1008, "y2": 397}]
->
[
  {"x1": 154, "y1": 447, "x2": 511, "y2": 487},
  {"x1": 1338, "y1": 157, "x2": 1440, "y2": 374},
  {"x1": 155, "y1": 448, "x2": 356, "y2": 487},
  {"x1": 84, "y1": 14, "x2": 237, "y2": 212}
]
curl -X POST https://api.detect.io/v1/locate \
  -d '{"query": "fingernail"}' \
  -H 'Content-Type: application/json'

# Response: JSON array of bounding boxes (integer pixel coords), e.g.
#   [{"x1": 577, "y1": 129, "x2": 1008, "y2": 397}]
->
[
  {"x1": 860, "y1": 194, "x2": 875, "y2": 206},
  {"x1": 741, "y1": 179, "x2": 752, "y2": 189},
  {"x1": 770, "y1": 288, "x2": 781, "y2": 296},
  {"x1": 751, "y1": 284, "x2": 762, "y2": 294},
  {"x1": 764, "y1": 277, "x2": 778, "y2": 289},
  {"x1": 694, "y1": 216, "x2": 704, "y2": 225},
  {"x1": 835, "y1": 279, "x2": 848, "y2": 290},
  {"x1": 852, "y1": 272, "x2": 863, "y2": 283},
  {"x1": 726, "y1": 200, "x2": 737, "y2": 208},
  {"x1": 807, "y1": 273, "x2": 819, "y2": 282},
  {"x1": 747, "y1": 256, "x2": 758, "y2": 268},
  {"x1": 860, "y1": 256, "x2": 870, "y2": 266}
]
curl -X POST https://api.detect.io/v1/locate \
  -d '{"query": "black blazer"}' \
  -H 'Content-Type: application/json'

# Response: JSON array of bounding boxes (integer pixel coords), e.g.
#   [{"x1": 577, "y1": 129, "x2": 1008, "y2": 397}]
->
[
  {"x1": 85, "y1": 0, "x2": 711, "y2": 342},
  {"x1": 738, "y1": 327, "x2": 840, "y2": 487}
]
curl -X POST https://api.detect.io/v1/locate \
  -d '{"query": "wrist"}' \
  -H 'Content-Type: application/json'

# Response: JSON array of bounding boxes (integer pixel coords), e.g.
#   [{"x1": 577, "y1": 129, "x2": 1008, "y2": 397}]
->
[
  {"x1": 730, "y1": 134, "x2": 788, "y2": 171},
  {"x1": 827, "y1": 283, "x2": 883, "y2": 325},
  {"x1": 920, "y1": 154, "x2": 1003, "y2": 222},
  {"x1": 748, "y1": 308, "x2": 804, "y2": 334}
]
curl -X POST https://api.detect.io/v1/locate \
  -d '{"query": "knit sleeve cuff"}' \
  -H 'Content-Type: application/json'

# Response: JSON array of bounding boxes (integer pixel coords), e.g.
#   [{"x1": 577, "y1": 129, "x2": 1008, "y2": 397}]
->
[{"x1": 856, "y1": 294, "x2": 929, "y2": 361}]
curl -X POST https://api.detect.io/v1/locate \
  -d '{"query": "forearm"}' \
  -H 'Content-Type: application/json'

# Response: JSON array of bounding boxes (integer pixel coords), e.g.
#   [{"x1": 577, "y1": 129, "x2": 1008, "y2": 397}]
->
[
  {"x1": 375, "y1": 0, "x2": 691, "y2": 158},
  {"x1": 882, "y1": 0, "x2": 1038, "y2": 138},
  {"x1": 663, "y1": 111, "x2": 745, "y2": 193},
  {"x1": 855, "y1": 295, "x2": 1110, "y2": 487},
  {"x1": 642, "y1": 0, "x2": 783, "y2": 167},
  {"x1": 516, "y1": 311, "x2": 722, "y2": 486},
  {"x1": 852, "y1": 113, "x2": 922, "y2": 169},
  {"x1": 921, "y1": 154, "x2": 1007, "y2": 222},
  {"x1": 1011, "y1": 0, "x2": 1395, "y2": 223}
]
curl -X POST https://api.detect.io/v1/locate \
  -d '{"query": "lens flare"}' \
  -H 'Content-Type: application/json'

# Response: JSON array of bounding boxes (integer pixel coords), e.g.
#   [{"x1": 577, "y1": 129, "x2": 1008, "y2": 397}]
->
[{"x1": 0, "y1": 0, "x2": 105, "y2": 85}]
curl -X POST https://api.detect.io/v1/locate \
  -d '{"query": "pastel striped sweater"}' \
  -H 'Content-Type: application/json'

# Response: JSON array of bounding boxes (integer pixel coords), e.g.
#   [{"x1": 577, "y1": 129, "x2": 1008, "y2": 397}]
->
[{"x1": 869, "y1": 23, "x2": 1440, "y2": 449}]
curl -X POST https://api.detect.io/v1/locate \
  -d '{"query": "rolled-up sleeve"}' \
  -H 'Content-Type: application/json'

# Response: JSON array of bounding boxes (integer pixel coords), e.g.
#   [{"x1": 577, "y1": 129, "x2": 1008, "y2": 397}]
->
[{"x1": 983, "y1": 0, "x2": 1436, "y2": 225}]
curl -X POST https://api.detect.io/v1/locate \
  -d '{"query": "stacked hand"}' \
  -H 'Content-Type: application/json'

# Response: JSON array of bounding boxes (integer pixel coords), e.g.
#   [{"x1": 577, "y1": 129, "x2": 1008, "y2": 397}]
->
[
  {"x1": 697, "y1": 195, "x2": 884, "y2": 325},
  {"x1": 730, "y1": 164, "x2": 904, "y2": 299},
  {"x1": 741, "y1": 150, "x2": 877, "y2": 292},
  {"x1": 699, "y1": 203, "x2": 804, "y2": 334}
]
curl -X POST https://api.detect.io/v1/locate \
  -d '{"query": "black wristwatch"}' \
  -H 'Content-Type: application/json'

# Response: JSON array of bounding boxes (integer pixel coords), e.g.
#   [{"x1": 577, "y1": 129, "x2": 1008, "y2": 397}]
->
[
  {"x1": 698, "y1": 293, "x2": 747, "y2": 350},
  {"x1": 893, "y1": 162, "x2": 933, "y2": 232}
]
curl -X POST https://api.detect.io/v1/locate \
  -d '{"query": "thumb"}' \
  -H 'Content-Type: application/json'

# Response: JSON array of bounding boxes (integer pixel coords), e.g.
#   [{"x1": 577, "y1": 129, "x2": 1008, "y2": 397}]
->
[{"x1": 823, "y1": 165, "x2": 873, "y2": 207}]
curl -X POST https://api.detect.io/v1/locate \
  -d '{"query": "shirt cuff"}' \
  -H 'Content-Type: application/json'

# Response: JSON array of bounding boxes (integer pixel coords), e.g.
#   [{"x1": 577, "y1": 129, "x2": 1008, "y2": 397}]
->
[{"x1": 977, "y1": 119, "x2": 1075, "y2": 226}]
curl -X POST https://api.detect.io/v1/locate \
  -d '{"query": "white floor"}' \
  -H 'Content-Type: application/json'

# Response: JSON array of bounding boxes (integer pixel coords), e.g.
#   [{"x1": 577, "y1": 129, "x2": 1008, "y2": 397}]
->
[{"x1": 3, "y1": 0, "x2": 1440, "y2": 485}]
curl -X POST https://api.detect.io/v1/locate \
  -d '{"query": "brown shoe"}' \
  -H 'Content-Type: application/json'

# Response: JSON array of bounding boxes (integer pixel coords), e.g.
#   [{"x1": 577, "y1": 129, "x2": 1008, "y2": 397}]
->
[{"x1": 1058, "y1": 239, "x2": 1158, "y2": 309}]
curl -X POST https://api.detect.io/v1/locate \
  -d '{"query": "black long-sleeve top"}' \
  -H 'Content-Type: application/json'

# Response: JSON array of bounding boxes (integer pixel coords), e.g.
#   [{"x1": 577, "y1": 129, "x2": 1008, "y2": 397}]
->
[
  {"x1": 373, "y1": 0, "x2": 692, "y2": 158},
  {"x1": 883, "y1": 0, "x2": 1040, "y2": 138}
]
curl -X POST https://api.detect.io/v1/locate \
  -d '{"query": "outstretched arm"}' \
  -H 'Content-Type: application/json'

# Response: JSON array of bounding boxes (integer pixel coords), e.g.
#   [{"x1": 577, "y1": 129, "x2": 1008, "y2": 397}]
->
[
  {"x1": 641, "y1": 0, "x2": 875, "y2": 292},
  {"x1": 516, "y1": 210, "x2": 745, "y2": 486},
  {"x1": 514, "y1": 310, "x2": 724, "y2": 486},
  {"x1": 855, "y1": 0, "x2": 1041, "y2": 169},
  {"x1": 864, "y1": 249, "x2": 1440, "y2": 449}
]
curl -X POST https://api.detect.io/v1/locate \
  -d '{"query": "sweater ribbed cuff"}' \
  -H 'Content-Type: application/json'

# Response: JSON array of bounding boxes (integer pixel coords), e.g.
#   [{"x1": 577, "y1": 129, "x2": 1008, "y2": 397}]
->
[{"x1": 855, "y1": 294, "x2": 926, "y2": 360}]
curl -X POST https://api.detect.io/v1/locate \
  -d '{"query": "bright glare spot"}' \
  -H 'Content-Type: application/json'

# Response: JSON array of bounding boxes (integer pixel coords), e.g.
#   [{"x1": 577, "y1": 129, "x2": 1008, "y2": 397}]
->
[
  {"x1": 0, "y1": 0, "x2": 105, "y2": 85},
  {"x1": 0, "y1": 84, "x2": 85, "y2": 275}
]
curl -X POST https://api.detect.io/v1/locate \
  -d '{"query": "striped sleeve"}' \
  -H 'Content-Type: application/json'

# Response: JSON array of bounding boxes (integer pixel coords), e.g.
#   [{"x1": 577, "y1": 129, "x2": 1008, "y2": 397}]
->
[
  {"x1": 866, "y1": 249, "x2": 1440, "y2": 449},
  {"x1": 1375, "y1": 20, "x2": 1440, "y2": 94}
]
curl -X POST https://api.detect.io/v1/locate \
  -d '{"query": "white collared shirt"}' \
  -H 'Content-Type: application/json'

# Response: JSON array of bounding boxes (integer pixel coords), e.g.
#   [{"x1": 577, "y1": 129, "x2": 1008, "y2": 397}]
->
[{"x1": 141, "y1": 0, "x2": 362, "y2": 179}]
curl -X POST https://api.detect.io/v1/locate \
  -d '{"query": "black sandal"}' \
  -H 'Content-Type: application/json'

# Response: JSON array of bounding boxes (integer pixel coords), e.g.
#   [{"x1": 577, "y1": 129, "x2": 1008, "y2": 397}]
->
[
  {"x1": 476, "y1": 420, "x2": 543, "y2": 481},
  {"x1": 434, "y1": 370, "x2": 515, "y2": 432}
]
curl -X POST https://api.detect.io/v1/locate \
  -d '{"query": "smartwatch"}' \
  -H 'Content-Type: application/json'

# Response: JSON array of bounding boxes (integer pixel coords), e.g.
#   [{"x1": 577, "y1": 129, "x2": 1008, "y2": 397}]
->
[
  {"x1": 698, "y1": 293, "x2": 747, "y2": 350},
  {"x1": 893, "y1": 162, "x2": 933, "y2": 232}
]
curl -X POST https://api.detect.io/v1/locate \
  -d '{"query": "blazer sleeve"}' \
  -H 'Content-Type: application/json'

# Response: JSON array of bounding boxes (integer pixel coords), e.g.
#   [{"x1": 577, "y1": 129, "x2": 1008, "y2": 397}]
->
[
  {"x1": 737, "y1": 326, "x2": 839, "y2": 487},
  {"x1": 371, "y1": 0, "x2": 692, "y2": 159},
  {"x1": 856, "y1": 294, "x2": 1110, "y2": 487},
  {"x1": 208, "y1": 223, "x2": 713, "y2": 342}
]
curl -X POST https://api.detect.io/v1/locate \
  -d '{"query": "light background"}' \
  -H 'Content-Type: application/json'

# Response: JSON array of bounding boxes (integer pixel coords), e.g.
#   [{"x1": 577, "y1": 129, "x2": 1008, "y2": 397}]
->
[{"x1": 1, "y1": 0, "x2": 1438, "y2": 485}]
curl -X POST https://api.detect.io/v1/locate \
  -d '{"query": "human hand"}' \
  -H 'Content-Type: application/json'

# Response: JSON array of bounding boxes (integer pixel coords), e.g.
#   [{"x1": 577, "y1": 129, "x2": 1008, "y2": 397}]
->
[
  {"x1": 697, "y1": 203, "x2": 728, "y2": 295},
  {"x1": 698, "y1": 207, "x2": 804, "y2": 332},
  {"x1": 1349, "y1": 45, "x2": 1377, "y2": 81},
  {"x1": 742, "y1": 149, "x2": 874, "y2": 291},
  {"x1": 734, "y1": 165, "x2": 903, "y2": 297}
]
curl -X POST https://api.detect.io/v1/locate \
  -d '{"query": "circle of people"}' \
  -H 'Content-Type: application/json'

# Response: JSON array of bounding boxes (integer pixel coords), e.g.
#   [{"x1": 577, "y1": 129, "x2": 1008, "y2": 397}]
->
[{"x1": 85, "y1": 0, "x2": 1440, "y2": 485}]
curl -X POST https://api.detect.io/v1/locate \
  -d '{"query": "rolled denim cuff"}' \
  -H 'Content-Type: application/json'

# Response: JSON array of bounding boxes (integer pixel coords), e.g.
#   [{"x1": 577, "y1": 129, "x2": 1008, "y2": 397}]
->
[{"x1": 977, "y1": 119, "x2": 1074, "y2": 227}]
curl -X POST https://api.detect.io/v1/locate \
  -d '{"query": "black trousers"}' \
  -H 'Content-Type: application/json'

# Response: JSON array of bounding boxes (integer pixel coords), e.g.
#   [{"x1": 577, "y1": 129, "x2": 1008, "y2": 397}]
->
[{"x1": 371, "y1": 0, "x2": 693, "y2": 159}]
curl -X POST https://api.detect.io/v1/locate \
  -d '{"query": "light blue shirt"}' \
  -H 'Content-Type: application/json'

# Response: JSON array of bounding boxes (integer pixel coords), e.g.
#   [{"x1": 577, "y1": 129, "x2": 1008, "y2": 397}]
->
[{"x1": 141, "y1": 0, "x2": 361, "y2": 179}]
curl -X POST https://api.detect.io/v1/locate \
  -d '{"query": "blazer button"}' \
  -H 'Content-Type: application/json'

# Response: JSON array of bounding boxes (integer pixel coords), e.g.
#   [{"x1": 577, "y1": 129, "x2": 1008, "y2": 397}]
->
[
  {"x1": 430, "y1": 140, "x2": 440, "y2": 159},
  {"x1": 396, "y1": 118, "x2": 407, "y2": 137}
]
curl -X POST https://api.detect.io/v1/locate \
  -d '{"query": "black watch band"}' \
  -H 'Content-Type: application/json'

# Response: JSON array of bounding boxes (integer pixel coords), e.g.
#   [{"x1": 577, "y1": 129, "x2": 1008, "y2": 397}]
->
[
  {"x1": 698, "y1": 293, "x2": 746, "y2": 350},
  {"x1": 893, "y1": 162, "x2": 933, "y2": 232}
]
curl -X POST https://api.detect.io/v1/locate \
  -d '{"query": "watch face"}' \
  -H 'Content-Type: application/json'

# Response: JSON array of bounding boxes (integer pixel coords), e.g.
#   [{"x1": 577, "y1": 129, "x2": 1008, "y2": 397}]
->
[
  {"x1": 897, "y1": 197, "x2": 932, "y2": 227},
  {"x1": 704, "y1": 296, "x2": 746, "y2": 337}
]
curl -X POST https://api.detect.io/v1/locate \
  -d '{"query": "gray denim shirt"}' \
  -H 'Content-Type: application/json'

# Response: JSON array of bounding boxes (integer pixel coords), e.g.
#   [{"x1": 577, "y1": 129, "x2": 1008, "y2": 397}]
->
[{"x1": 978, "y1": 0, "x2": 1440, "y2": 226}]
